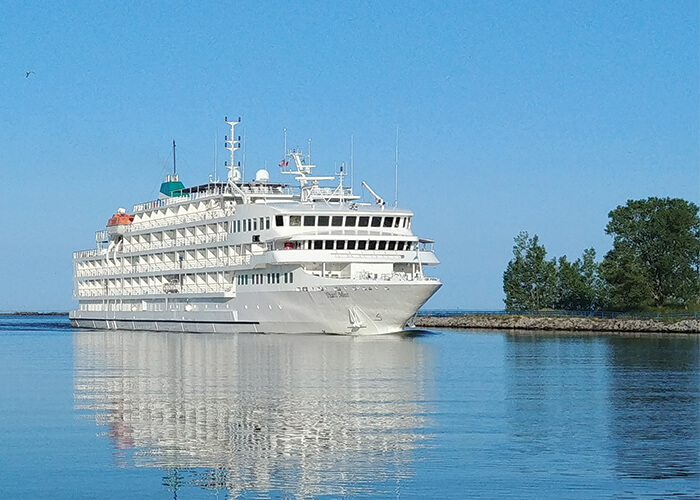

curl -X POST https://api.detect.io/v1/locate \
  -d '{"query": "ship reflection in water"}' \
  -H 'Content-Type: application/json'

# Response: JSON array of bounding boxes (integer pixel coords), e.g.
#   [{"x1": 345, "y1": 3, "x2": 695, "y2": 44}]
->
[{"x1": 73, "y1": 330, "x2": 432, "y2": 497}]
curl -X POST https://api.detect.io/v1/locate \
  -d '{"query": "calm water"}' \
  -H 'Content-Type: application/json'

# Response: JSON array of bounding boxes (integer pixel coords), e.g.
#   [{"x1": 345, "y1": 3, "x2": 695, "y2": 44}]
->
[{"x1": 0, "y1": 316, "x2": 698, "y2": 499}]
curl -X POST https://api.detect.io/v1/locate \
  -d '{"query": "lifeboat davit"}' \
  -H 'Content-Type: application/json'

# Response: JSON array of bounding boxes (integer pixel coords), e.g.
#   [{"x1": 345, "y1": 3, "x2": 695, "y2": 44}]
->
[{"x1": 106, "y1": 208, "x2": 134, "y2": 237}]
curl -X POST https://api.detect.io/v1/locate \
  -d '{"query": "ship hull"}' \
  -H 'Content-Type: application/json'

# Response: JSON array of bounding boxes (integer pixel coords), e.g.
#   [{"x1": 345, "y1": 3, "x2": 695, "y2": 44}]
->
[{"x1": 70, "y1": 280, "x2": 441, "y2": 335}]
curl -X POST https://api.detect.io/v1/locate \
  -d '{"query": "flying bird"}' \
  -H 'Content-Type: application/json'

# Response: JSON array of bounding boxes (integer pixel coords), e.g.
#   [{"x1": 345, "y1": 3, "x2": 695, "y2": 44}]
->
[{"x1": 26, "y1": 71, "x2": 35, "y2": 78}]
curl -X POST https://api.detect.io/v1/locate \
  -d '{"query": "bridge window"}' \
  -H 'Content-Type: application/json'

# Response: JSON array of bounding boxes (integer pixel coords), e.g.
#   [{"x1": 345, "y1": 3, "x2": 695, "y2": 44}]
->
[
  {"x1": 290, "y1": 216, "x2": 301, "y2": 226},
  {"x1": 314, "y1": 240, "x2": 323, "y2": 249},
  {"x1": 383, "y1": 217, "x2": 393, "y2": 227},
  {"x1": 325, "y1": 240, "x2": 334, "y2": 250},
  {"x1": 371, "y1": 217, "x2": 382, "y2": 227},
  {"x1": 378, "y1": 241, "x2": 387, "y2": 250},
  {"x1": 332, "y1": 216, "x2": 343, "y2": 227},
  {"x1": 336, "y1": 240, "x2": 345, "y2": 250},
  {"x1": 358, "y1": 216, "x2": 369, "y2": 227},
  {"x1": 318, "y1": 216, "x2": 329, "y2": 226},
  {"x1": 388, "y1": 241, "x2": 396, "y2": 250},
  {"x1": 394, "y1": 217, "x2": 401, "y2": 228},
  {"x1": 275, "y1": 215, "x2": 284, "y2": 227},
  {"x1": 358, "y1": 241, "x2": 367, "y2": 250},
  {"x1": 345, "y1": 216, "x2": 356, "y2": 227},
  {"x1": 368, "y1": 240, "x2": 377, "y2": 250},
  {"x1": 347, "y1": 240, "x2": 356, "y2": 250},
  {"x1": 304, "y1": 216, "x2": 315, "y2": 227}
]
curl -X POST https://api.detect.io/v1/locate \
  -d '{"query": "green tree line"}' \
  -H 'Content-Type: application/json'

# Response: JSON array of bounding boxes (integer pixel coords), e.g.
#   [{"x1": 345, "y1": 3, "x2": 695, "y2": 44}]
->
[{"x1": 503, "y1": 197, "x2": 700, "y2": 311}]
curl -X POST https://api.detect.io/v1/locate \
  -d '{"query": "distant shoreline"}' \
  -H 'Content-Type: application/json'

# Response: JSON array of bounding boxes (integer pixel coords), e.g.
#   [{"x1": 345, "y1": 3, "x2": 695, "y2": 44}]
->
[
  {"x1": 415, "y1": 314, "x2": 700, "y2": 334},
  {"x1": 0, "y1": 312, "x2": 69, "y2": 316}
]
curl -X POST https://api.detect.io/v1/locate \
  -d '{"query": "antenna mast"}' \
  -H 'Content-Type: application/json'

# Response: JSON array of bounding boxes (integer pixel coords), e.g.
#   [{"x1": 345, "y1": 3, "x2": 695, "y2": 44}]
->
[
  {"x1": 224, "y1": 116, "x2": 241, "y2": 183},
  {"x1": 283, "y1": 128, "x2": 287, "y2": 164},
  {"x1": 350, "y1": 134, "x2": 354, "y2": 193},
  {"x1": 394, "y1": 125, "x2": 399, "y2": 207},
  {"x1": 172, "y1": 140, "x2": 176, "y2": 175}
]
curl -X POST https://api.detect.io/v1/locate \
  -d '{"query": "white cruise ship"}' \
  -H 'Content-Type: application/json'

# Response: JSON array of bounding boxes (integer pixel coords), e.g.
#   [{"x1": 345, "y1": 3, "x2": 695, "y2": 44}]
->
[{"x1": 70, "y1": 118, "x2": 441, "y2": 335}]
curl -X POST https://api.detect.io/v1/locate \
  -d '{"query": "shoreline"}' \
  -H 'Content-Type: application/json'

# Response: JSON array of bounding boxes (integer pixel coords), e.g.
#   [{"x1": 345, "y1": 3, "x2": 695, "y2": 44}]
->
[
  {"x1": 2, "y1": 312, "x2": 698, "y2": 334},
  {"x1": 415, "y1": 314, "x2": 700, "y2": 334},
  {"x1": 0, "y1": 312, "x2": 69, "y2": 316}
]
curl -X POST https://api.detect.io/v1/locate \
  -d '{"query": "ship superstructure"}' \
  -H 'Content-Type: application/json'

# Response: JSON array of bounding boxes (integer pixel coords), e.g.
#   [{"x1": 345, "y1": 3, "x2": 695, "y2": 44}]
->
[{"x1": 70, "y1": 118, "x2": 440, "y2": 334}]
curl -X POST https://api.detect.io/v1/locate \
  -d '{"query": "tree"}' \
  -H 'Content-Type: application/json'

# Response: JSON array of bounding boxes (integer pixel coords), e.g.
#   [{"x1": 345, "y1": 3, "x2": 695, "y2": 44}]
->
[
  {"x1": 599, "y1": 197, "x2": 700, "y2": 309},
  {"x1": 503, "y1": 232, "x2": 557, "y2": 311},
  {"x1": 555, "y1": 248, "x2": 603, "y2": 310}
]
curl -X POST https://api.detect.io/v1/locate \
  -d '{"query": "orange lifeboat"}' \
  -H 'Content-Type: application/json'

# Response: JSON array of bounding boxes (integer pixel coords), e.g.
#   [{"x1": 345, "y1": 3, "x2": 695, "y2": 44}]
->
[
  {"x1": 106, "y1": 208, "x2": 134, "y2": 237},
  {"x1": 107, "y1": 212, "x2": 134, "y2": 227}
]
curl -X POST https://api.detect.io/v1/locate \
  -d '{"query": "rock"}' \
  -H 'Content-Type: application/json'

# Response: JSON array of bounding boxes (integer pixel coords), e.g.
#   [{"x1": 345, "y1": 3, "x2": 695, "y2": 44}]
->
[{"x1": 413, "y1": 315, "x2": 699, "y2": 334}]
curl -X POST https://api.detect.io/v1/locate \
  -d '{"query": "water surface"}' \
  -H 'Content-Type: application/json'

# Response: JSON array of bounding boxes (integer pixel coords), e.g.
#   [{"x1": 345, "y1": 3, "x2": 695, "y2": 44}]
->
[{"x1": 0, "y1": 316, "x2": 698, "y2": 498}]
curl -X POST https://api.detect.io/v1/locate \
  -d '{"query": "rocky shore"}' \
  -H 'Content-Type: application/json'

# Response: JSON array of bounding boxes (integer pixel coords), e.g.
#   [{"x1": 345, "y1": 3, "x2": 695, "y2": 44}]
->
[{"x1": 415, "y1": 314, "x2": 700, "y2": 334}]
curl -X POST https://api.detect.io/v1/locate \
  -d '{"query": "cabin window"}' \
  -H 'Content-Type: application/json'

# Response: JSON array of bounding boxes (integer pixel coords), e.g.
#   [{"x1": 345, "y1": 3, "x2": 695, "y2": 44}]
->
[
  {"x1": 368, "y1": 240, "x2": 377, "y2": 250},
  {"x1": 383, "y1": 217, "x2": 393, "y2": 227},
  {"x1": 276, "y1": 273, "x2": 280, "y2": 283},
  {"x1": 275, "y1": 215, "x2": 284, "y2": 227},
  {"x1": 347, "y1": 240, "x2": 356, "y2": 250},
  {"x1": 325, "y1": 240, "x2": 334, "y2": 250},
  {"x1": 318, "y1": 216, "x2": 329, "y2": 226},
  {"x1": 266, "y1": 217, "x2": 271, "y2": 230},
  {"x1": 358, "y1": 216, "x2": 369, "y2": 227},
  {"x1": 304, "y1": 216, "x2": 315, "y2": 227},
  {"x1": 284, "y1": 273, "x2": 288, "y2": 283},
  {"x1": 388, "y1": 241, "x2": 396, "y2": 250},
  {"x1": 332, "y1": 216, "x2": 343, "y2": 227},
  {"x1": 357, "y1": 240, "x2": 367, "y2": 250},
  {"x1": 314, "y1": 240, "x2": 323, "y2": 249},
  {"x1": 345, "y1": 216, "x2": 356, "y2": 227},
  {"x1": 252, "y1": 235, "x2": 260, "y2": 243},
  {"x1": 267, "y1": 273, "x2": 271, "y2": 284},
  {"x1": 253, "y1": 219, "x2": 258, "y2": 231},
  {"x1": 336, "y1": 240, "x2": 345, "y2": 250},
  {"x1": 371, "y1": 217, "x2": 382, "y2": 227},
  {"x1": 290, "y1": 215, "x2": 301, "y2": 226},
  {"x1": 243, "y1": 220, "x2": 247, "y2": 232},
  {"x1": 289, "y1": 272, "x2": 294, "y2": 283},
  {"x1": 378, "y1": 241, "x2": 387, "y2": 250}
]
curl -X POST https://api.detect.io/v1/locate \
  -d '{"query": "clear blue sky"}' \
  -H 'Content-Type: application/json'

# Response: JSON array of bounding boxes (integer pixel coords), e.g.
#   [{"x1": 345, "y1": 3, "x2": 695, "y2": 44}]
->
[{"x1": 1, "y1": 0, "x2": 697, "y2": 312}]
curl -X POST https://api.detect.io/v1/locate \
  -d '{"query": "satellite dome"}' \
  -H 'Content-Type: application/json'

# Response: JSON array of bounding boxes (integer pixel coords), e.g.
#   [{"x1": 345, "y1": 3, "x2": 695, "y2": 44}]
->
[{"x1": 255, "y1": 169, "x2": 270, "y2": 184}]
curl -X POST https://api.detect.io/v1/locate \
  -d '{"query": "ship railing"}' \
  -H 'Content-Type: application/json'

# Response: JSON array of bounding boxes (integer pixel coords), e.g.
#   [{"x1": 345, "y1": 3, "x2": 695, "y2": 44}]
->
[
  {"x1": 128, "y1": 209, "x2": 228, "y2": 232},
  {"x1": 77, "y1": 283, "x2": 234, "y2": 297},
  {"x1": 351, "y1": 271, "x2": 438, "y2": 282},
  {"x1": 95, "y1": 230, "x2": 109, "y2": 242},
  {"x1": 75, "y1": 255, "x2": 251, "y2": 278},
  {"x1": 122, "y1": 233, "x2": 228, "y2": 253},
  {"x1": 132, "y1": 187, "x2": 227, "y2": 213},
  {"x1": 330, "y1": 250, "x2": 402, "y2": 260},
  {"x1": 73, "y1": 248, "x2": 108, "y2": 259}
]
